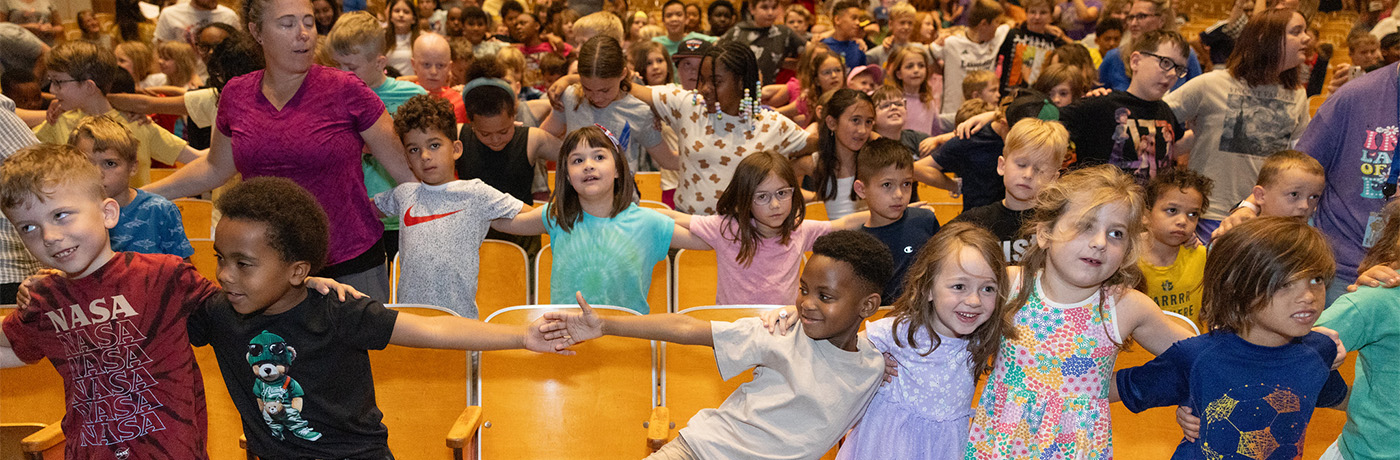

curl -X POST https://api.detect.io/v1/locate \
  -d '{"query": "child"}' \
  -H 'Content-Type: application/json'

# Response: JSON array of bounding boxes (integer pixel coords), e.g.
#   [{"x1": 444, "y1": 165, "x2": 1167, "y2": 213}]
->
[
  {"x1": 185, "y1": 177, "x2": 565, "y2": 458},
  {"x1": 76, "y1": 10, "x2": 114, "y2": 50},
  {"x1": 955, "y1": 98, "x2": 996, "y2": 125},
  {"x1": 513, "y1": 12, "x2": 572, "y2": 90},
  {"x1": 846, "y1": 64, "x2": 884, "y2": 95},
  {"x1": 409, "y1": 32, "x2": 466, "y2": 122},
  {"x1": 69, "y1": 115, "x2": 194, "y2": 259},
  {"x1": 670, "y1": 36, "x2": 711, "y2": 89},
  {"x1": 884, "y1": 46, "x2": 939, "y2": 135},
  {"x1": 865, "y1": 2, "x2": 922, "y2": 66},
  {"x1": 719, "y1": 0, "x2": 805, "y2": 85},
  {"x1": 0, "y1": 69, "x2": 44, "y2": 111},
  {"x1": 963, "y1": 69, "x2": 1000, "y2": 106},
  {"x1": 802, "y1": 88, "x2": 874, "y2": 219},
  {"x1": 948, "y1": 118, "x2": 1067, "y2": 262},
  {"x1": 768, "y1": 45, "x2": 845, "y2": 126},
  {"x1": 993, "y1": 0, "x2": 1068, "y2": 95},
  {"x1": 855, "y1": 138, "x2": 942, "y2": 301},
  {"x1": 785, "y1": 4, "x2": 812, "y2": 42},
  {"x1": 916, "y1": 97, "x2": 1015, "y2": 212},
  {"x1": 1116, "y1": 217, "x2": 1348, "y2": 459},
  {"x1": 115, "y1": 41, "x2": 162, "y2": 90},
  {"x1": 929, "y1": 0, "x2": 1009, "y2": 128},
  {"x1": 822, "y1": 1, "x2": 869, "y2": 67},
  {"x1": 836, "y1": 222, "x2": 1012, "y2": 459},
  {"x1": 1086, "y1": 16, "x2": 1123, "y2": 67},
  {"x1": 1250, "y1": 150, "x2": 1325, "y2": 219},
  {"x1": 630, "y1": 40, "x2": 674, "y2": 86},
  {"x1": 541, "y1": 36, "x2": 674, "y2": 176},
  {"x1": 155, "y1": 41, "x2": 203, "y2": 90},
  {"x1": 460, "y1": 6, "x2": 508, "y2": 57},
  {"x1": 1031, "y1": 62, "x2": 1087, "y2": 107},
  {"x1": 384, "y1": 0, "x2": 420, "y2": 76},
  {"x1": 871, "y1": 85, "x2": 932, "y2": 154},
  {"x1": 967, "y1": 164, "x2": 1196, "y2": 458},
  {"x1": 1137, "y1": 168, "x2": 1212, "y2": 324},
  {"x1": 573, "y1": 11, "x2": 626, "y2": 45},
  {"x1": 36, "y1": 41, "x2": 204, "y2": 187},
  {"x1": 541, "y1": 230, "x2": 892, "y2": 459},
  {"x1": 653, "y1": 0, "x2": 716, "y2": 57}
]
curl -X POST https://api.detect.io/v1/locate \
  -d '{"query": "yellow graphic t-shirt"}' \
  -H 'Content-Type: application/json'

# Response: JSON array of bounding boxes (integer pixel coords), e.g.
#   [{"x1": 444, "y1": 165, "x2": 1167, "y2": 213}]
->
[{"x1": 1138, "y1": 244, "x2": 1207, "y2": 325}]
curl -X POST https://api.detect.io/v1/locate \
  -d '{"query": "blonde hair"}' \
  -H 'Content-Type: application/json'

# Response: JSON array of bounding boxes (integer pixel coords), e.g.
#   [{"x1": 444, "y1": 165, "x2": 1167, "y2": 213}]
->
[
  {"x1": 636, "y1": 24, "x2": 665, "y2": 41},
  {"x1": 1256, "y1": 150, "x2": 1324, "y2": 188},
  {"x1": 115, "y1": 41, "x2": 155, "y2": 82},
  {"x1": 68, "y1": 115, "x2": 139, "y2": 164},
  {"x1": 884, "y1": 45, "x2": 933, "y2": 104},
  {"x1": 955, "y1": 98, "x2": 995, "y2": 124},
  {"x1": 497, "y1": 46, "x2": 528, "y2": 78},
  {"x1": 1003, "y1": 118, "x2": 1068, "y2": 166},
  {"x1": 962, "y1": 69, "x2": 996, "y2": 100},
  {"x1": 156, "y1": 41, "x2": 202, "y2": 88},
  {"x1": 0, "y1": 144, "x2": 106, "y2": 211},
  {"x1": 328, "y1": 11, "x2": 388, "y2": 57},
  {"x1": 889, "y1": 2, "x2": 917, "y2": 21},
  {"x1": 574, "y1": 11, "x2": 625, "y2": 42}
]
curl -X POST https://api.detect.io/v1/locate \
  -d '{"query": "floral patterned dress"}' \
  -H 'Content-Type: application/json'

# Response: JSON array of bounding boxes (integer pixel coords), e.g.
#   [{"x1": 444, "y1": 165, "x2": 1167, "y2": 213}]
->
[{"x1": 966, "y1": 275, "x2": 1120, "y2": 459}]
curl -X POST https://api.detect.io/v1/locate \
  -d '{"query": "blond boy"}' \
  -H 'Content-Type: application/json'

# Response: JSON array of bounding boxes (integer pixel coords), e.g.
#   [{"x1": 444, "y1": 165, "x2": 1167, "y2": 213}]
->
[
  {"x1": 947, "y1": 118, "x2": 1068, "y2": 262},
  {"x1": 70, "y1": 115, "x2": 194, "y2": 258}
]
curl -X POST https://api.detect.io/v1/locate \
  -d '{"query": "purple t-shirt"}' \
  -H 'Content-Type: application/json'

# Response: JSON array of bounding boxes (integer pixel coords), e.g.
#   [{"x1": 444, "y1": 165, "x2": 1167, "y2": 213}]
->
[
  {"x1": 689, "y1": 215, "x2": 831, "y2": 305},
  {"x1": 216, "y1": 65, "x2": 386, "y2": 265},
  {"x1": 1296, "y1": 64, "x2": 1398, "y2": 282}
]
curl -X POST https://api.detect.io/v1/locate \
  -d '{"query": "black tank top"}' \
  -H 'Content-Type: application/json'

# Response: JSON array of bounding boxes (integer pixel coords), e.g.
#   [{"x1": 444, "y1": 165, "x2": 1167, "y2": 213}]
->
[{"x1": 456, "y1": 124, "x2": 534, "y2": 204}]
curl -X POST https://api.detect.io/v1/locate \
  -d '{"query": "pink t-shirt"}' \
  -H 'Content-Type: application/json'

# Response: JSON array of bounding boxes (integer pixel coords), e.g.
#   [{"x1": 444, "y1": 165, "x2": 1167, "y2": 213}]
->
[
  {"x1": 216, "y1": 65, "x2": 386, "y2": 265},
  {"x1": 689, "y1": 215, "x2": 831, "y2": 305}
]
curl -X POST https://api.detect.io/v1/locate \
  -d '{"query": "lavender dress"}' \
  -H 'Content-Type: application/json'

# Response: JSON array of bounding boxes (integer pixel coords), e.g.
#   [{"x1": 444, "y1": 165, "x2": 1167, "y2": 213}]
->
[{"x1": 835, "y1": 316, "x2": 975, "y2": 460}]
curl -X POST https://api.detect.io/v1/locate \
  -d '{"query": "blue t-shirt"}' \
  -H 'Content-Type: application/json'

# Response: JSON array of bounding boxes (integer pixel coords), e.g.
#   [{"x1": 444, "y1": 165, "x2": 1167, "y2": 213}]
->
[
  {"x1": 1097, "y1": 47, "x2": 1202, "y2": 92},
  {"x1": 861, "y1": 207, "x2": 940, "y2": 304},
  {"x1": 1116, "y1": 331, "x2": 1348, "y2": 460},
  {"x1": 111, "y1": 189, "x2": 194, "y2": 258},
  {"x1": 821, "y1": 37, "x2": 867, "y2": 68},
  {"x1": 931, "y1": 123, "x2": 1004, "y2": 211},
  {"x1": 542, "y1": 202, "x2": 673, "y2": 313}
]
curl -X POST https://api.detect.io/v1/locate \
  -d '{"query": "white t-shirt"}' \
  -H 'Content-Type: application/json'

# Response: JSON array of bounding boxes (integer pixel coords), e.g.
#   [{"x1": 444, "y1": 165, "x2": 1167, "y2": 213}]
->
[
  {"x1": 681, "y1": 318, "x2": 884, "y2": 459},
  {"x1": 824, "y1": 174, "x2": 867, "y2": 220},
  {"x1": 153, "y1": 1, "x2": 240, "y2": 44},
  {"x1": 387, "y1": 33, "x2": 414, "y2": 76},
  {"x1": 183, "y1": 87, "x2": 219, "y2": 129},
  {"x1": 929, "y1": 24, "x2": 1010, "y2": 116},
  {"x1": 140, "y1": 73, "x2": 168, "y2": 90}
]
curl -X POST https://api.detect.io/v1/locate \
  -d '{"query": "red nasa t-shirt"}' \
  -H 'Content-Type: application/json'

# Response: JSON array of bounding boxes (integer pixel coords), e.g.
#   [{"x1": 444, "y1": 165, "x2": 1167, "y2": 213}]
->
[{"x1": 2, "y1": 252, "x2": 218, "y2": 459}]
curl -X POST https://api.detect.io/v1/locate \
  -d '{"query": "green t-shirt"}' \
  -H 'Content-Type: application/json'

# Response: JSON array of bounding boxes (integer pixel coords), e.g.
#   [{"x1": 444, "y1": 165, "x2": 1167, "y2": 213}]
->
[
  {"x1": 651, "y1": 32, "x2": 716, "y2": 57},
  {"x1": 1317, "y1": 286, "x2": 1400, "y2": 459}
]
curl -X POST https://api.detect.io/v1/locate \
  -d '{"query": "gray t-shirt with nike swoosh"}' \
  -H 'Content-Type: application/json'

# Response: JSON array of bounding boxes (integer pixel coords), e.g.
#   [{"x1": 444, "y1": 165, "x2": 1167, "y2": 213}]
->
[{"x1": 373, "y1": 179, "x2": 523, "y2": 317}]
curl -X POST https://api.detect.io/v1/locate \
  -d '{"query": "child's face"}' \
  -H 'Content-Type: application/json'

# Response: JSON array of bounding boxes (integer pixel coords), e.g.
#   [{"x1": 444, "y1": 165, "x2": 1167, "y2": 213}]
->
[
  {"x1": 997, "y1": 151, "x2": 1059, "y2": 208},
  {"x1": 1095, "y1": 29, "x2": 1122, "y2": 51},
  {"x1": 114, "y1": 48, "x2": 135, "y2": 78},
  {"x1": 5, "y1": 81, "x2": 43, "y2": 110},
  {"x1": 1145, "y1": 186, "x2": 1203, "y2": 248},
  {"x1": 825, "y1": 101, "x2": 874, "y2": 154},
  {"x1": 889, "y1": 16, "x2": 914, "y2": 41},
  {"x1": 975, "y1": 81, "x2": 999, "y2": 105},
  {"x1": 1025, "y1": 4, "x2": 1053, "y2": 32},
  {"x1": 833, "y1": 7, "x2": 862, "y2": 39},
  {"x1": 698, "y1": 58, "x2": 742, "y2": 115},
  {"x1": 709, "y1": 5, "x2": 736, "y2": 32},
  {"x1": 390, "y1": 1, "x2": 415, "y2": 32},
  {"x1": 403, "y1": 128, "x2": 463, "y2": 185},
  {"x1": 5, "y1": 184, "x2": 119, "y2": 278},
  {"x1": 663, "y1": 4, "x2": 687, "y2": 34},
  {"x1": 896, "y1": 57, "x2": 927, "y2": 89},
  {"x1": 313, "y1": 0, "x2": 336, "y2": 26},
  {"x1": 751, "y1": 172, "x2": 795, "y2": 233},
  {"x1": 1129, "y1": 43, "x2": 1187, "y2": 101},
  {"x1": 1384, "y1": 42, "x2": 1400, "y2": 64},
  {"x1": 929, "y1": 245, "x2": 1000, "y2": 337},
  {"x1": 753, "y1": 0, "x2": 781, "y2": 27},
  {"x1": 580, "y1": 75, "x2": 623, "y2": 108},
  {"x1": 1256, "y1": 168, "x2": 1324, "y2": 218},
  {"x1": 920, "y1": 14, "x2": 936, "y2": 42},
  {"x1": 676, "y1": 57, "x2": 701, "y2": 89},
  {"x1": 80, "y1": 12, "x2": 102, "y2": 33},
  {"x1": 1248, "y1": 273, "x2": 1325, "y2": 346},
  {"x1": 816, "y1": 57, "x2": 845, "y2": 91},
  {"x1": 46, "y1": 72, "x2": 95, "y2": 112},
  {"x1": 77, "y1": 139, "x2": 136, "y2": 201},
  {"x1": 1351, "y1": 40, "x2": 1382, "y2": 68},
  {"x1": 468, "y1": 112, "x2": 518, "y2": 151},
  {"x1": 418, "y1": 0, "x2": 437, "y2": 15},
  {"x1": 464, "y1": 18, "x2": 489, "y2": 42},
  {"x1": 848, "y1": 73, "x2": 878, "y2": 94},
  {"x1": 213, "y1": 218, "x2": 309, "y2": 315},
  {"x1": 412, "y1": 42, "x2": 453, "y2": 92},
  {"x1": 332, "y1": 50, "x2": 386, "y2": 86},
  {"x1": 797, "y1": 254, "x2": 875, "y2": 348},
  {"x1": 1047, "y1": 81, "x2": 1074, "y2": 107},
  {"x1": 644, "y1": 50, "x2": 670, "y2": 86},
  {"x1": 685, "y1": 5, "x2": 702, "y2": 30},
  {"x1": 785, "y1": 11, "x2": 808, "y2": 32},
  {"x1": 855, "y1": 164, "x2": 914, "y2": 222},
  {"x1": 564, "y1": 141, "x2": 619, "y2": 201},
  {"x1": 513, "y1": 14, "x2": 541, "y2": 42},
  {"x1": 1038, "y1": 197, "x2": 1133, "y2": 298},
  {"x1": 1281, "y1": 12, "x2": 1310, "y2": 71},
  {"x1": 446, "y1": 7, "x2": 464, "y2": 36},
  {"x1": 158, "y1": 54, "x2": 176, "y2": 76},
  {"x1": 874, "y1": 98, "x2": 906, "y2": 131}
]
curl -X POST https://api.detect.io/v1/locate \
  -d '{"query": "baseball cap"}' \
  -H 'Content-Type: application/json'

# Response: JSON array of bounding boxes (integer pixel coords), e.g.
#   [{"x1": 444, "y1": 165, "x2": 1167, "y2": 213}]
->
[{"x1": 672, "y1": 38, "x2": 713, "y2": 61}]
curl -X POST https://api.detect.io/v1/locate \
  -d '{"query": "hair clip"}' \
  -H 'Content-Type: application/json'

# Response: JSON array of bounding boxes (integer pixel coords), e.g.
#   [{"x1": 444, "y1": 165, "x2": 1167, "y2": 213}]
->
[{"x1": 594, "y1": 123, "x2": 624, "y2": 150}]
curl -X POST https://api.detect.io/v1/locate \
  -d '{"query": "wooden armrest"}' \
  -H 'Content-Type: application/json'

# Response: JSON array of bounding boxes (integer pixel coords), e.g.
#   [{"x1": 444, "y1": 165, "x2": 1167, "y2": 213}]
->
[
  {"x1": 446, "y1": 406, "x2": 483, "y2": 449},
  {"x1": 646, "y1": 406, "x2": 671, "y2": 451},
  {"x1": 20, "y1": 421, "x2": 64, "y2": 452}
]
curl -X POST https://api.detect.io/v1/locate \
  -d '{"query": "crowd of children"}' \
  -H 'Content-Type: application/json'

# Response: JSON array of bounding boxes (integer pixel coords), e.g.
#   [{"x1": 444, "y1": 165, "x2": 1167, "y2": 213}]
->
[{"x1": 3, "y1": 0, "x2": 1400, "y2": 458}]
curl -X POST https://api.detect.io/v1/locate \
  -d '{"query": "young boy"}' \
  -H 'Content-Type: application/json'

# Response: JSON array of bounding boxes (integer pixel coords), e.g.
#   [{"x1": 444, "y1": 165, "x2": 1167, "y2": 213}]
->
[
  {"x1": 821, "y1": 1, "x2": 868, "y2": 68},
  {"x1": 1138, "y1": 168, "x2": 1213, "y2": 324},
  {"x1": 69, "y1": 115, "x2": 194, "y2": 258},
  {"x1": 0, "y1": 144, "x2": 220, "y2": 458},
  {"x1": 541, "y1": 230, "x2": 891, "y2": 459},
  {"x1": 573, "y1": 11, "x2": 626, "y2": 44},
  {"x1": 0, "y1": 69, "x2": 43, "y2": 111},
  {"x1": 187, "y1": 176, "x2": 563, "y2": 458},
  {"x1": 855, "y1": 138, "x2": 940, "y2": 302},
  {"x1": 1086, "y1": 16, "x2": 1123, "y2": 67},
  {"x1": 930, "y1": 0, "x2": 1009, "y2": 126},
  {"x1": 915, "y1": 99, "x2": 1016, "y2": 212},
  {"x1": 374, "y1": 94, "x2": 534, "y2": 317},
  {"x1": 1214, "y1": 150, "x2": 1327, "y2": 241},
  {"x1": 461, "y1": 6, "x2": 508, "y2": 57},
  {"x1": 653, "y1": 0, "x2": 716, "y2": 57},
  {"x1": 719, "y1": 0, "x2": 804, "y2": 85},
  {"x1": 410, "y1": 33, "x2": 467, "y2": 123},
  {"x1": 671, "y1": 37, "x2": 712, "y2": 89},
  {"x1": 994, "y1": 0, "x2": 1067, "y2": 95},
  {"x1": 948, "y1": 118, "x2": 1067, "y2": 262},
  {"x1": 963, "y1": 69, "x2": 1000, "y2": 106},
  {"x1": 872, "y1": 85, "x2": 931, "y2": 154},
  {"x1": 512, "y1": 12, "x2": 572, "y2": 90},
  {"x1": 864, "y1": 2, "x2": 921, "y2": 66},
  {"x1": 785, "y1": 4, "x2": 812, "y2": 42},
  {"x1": 34, "y1": 41, "x2": 204, "y2": 187}
]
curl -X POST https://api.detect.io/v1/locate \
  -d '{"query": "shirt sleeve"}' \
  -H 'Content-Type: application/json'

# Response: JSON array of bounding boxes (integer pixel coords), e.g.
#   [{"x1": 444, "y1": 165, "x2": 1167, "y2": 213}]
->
[
  {"x1": 772, "y1": 114, "x2": 809, "y2": 155},
  {"x1": 1316, "y1": 290, "x2": 1378, "y2": 352},
  {"x1": 711, "y1": 318, "x2": 771, "y2": 380},
  {"x1": 184, "y1": 88, "x2": 220, "y2": 129},
  {"x1": 170, "y1": 257, "x2": 220, "y2": 318},
  {"x1": 333, "y1": 296, "x2": 401, "y2": 350},
  {"x1": 1162, "y1": 73, "x2": 1203, "y2": 124},
  {"x1": 1, "y1": 306, "x2": 45, "y2": 364},
  {"x1": 650, "y1": 84, "x2": 691, "y2": 127},
  {"x1": 159, "y1": 202, "x2": 195, "y2": 258},
  {"x1": 341, "y1": 71, "x2": 388, "y2": 132},
  {"x1": 484, "y1": 185, "x2": 525, "y2": 220},
  {"x1": 631, "y1": 100, "x2": 664, "y2": 149},
  {"x1": 1303, "y1": 332, "x2": 1350, "y2": 408},
  {"x1": 645, "y1": 207, "x2": 675, "y2": 263},
  {"x1": 1115, "y1": 342, "x2": 1193, "y2": 413},
  {"x1": 687, "y1": 214, "x2": 724, "y2": 245},
  {"x1": 372, "y1": 187, "x2": 400, "y2": 218},
  {"x1": 800, "y1": 219, "x2": 833, "y2": 252},
  {"x1": 133, "y1": 122, "x2": 188, "y2": 164}
]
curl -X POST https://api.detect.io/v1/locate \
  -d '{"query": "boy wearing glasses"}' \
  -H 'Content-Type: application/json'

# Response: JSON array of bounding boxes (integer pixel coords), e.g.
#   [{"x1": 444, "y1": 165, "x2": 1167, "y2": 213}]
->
[{"x1": 1098, "y1": 0, "x2": 1202, "y2": 91}]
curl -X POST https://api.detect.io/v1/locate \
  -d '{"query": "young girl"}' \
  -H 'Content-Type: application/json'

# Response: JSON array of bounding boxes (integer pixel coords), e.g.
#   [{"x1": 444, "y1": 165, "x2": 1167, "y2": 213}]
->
[
  {"x1": 542, "y1": 36, "x2": 675, "y2": 176},
  {"x1": 1116, "y1": 217, "x2": 1348, "y2": 458},
  {"x1": 801, "y1": 88, "x2": 873, "y2": 220},
  {"x1": 629, "y1": 40, "x2": 673, "y2": 86},
  {"x1": 312, "y1": 0, "x2": 340, "y2": 35},
  {"x1": 1032, "y1": 62, "x2": 1087, "y2": 107},
  {"x1": 76, "y1": 10, "x2": 113, "y2": 49},
  {"x1": 885, "y1": 46, "x2": 939, "y2": 135},
  {"x1": 115, "y1": 41, "x2": 161, "y2": 90},
  {"x1": 967, "y1": 165, "x2": 1195, "y2": 459},
  {"x1": 493, "y1": 126, "x2": 706, "y2": 313},
  {"x1": 384, "y1": 0, "x2": 419, "y2": 76},
  {"x1": 155, "y1": 41, "x2": 203, "y2": 90},
  {"x1": 765, "y1": 46, "x2": 845, "y2": 127},
  {"x1": 837, "y1": 222, "x2": 1012, "y2": 459},
  {"x1": 663, "y1": 151, "x2": 867, "y2": 305}
]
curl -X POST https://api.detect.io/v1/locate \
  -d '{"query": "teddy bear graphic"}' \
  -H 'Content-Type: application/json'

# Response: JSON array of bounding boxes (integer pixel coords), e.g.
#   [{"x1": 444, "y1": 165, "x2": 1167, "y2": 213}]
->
[{"x1": 247, "y1": 330, "x2": 322, "y2": 442}]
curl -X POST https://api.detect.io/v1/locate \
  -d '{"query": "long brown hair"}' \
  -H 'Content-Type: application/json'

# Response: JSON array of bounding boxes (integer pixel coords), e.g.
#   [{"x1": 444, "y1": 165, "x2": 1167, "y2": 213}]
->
[
  {"x1": 1227, "y1": 8, "x2": 1304, "y2": 89},
  {"x1": 715, "y1": 152, "x2": 805, "y2": 267},
  {"x1": 884, "y1": 45, "x2": 933, "y2": 104},
  {"x1": 888, "y1": 222, "x2": 1011, "y2": 378},
  {"x1": 547, "y1": 126, "x2": 637, "y2": 232},
  {"x1": 383, "y1": 0, "x2": 421, "y2": 53},
  {"x1": 573, "y1": 35, "x2": 633, "y2": 107},
  {"x1": 1201, "y1": 217, "x2": 1334, "y2": 334},
  {"x1": 797, "y1": 45, "x2": 844, "y2": 115},
  {"x1": 1361, "y1": 199, "x2": 1400, "y2": 273}
]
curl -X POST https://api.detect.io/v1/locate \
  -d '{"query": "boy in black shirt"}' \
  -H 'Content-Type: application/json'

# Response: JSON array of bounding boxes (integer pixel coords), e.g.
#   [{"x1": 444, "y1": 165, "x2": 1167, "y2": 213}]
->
[
  {"x1": 855, "y1": 138, "x2": 941, "y2": 302},
  {"x1": 951, "y1": 118, "x2": 1068, "y2": 263}
]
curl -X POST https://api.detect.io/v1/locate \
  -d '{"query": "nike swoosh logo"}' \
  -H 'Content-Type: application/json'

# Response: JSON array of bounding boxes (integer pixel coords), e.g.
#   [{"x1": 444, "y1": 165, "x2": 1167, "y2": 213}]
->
[{"x1": 402, "y1": 205, "x2": 464, "y2": 226}]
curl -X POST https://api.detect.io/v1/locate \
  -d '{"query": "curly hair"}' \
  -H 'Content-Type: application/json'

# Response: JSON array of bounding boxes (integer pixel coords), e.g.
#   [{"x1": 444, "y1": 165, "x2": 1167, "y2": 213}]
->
[
  {"x1": 1144, "y1": 167, "x2": 1214, "y2": 214},
  {"x1": 216, "y1": 177, "x2": 331, "y2": 274},
  {"x1": 394, "y1": 94, "x2": 459, "y2": 141},
  {"x1": 811, "y1": 230, "x2": 894, "y2": 297}
]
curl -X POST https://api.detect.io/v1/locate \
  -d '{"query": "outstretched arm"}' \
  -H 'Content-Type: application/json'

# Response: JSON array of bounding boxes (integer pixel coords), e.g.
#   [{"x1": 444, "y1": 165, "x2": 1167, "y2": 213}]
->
[
  {"x1": 670, "y1": 224, "x2": 712, "y2": 250},
  {"x1": 527, "y1": 127, "x2": 563, "y2": 165},
  {"x1": 490, "y1": 204, "x2": 547, "y2": 235},
  {"x1": 390, "y1": 311, "x2": 567, "y2": 354},
  {"x1": 541, "y1": 292, "x2": 714, "y2": 350},
  {"x1": 0, "y1": 331, "x2": 25, "y2": 369},
  {"x1": 914, "y1": 156, "x2": 960, "y2": 191},
  {"x1": 108, "y1": 93, "x2": 189, "y2": 115}
]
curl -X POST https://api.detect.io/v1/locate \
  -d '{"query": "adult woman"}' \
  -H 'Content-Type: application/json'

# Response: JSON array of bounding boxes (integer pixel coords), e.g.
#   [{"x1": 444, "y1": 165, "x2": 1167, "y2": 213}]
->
[
  {"x1": 1097, "y1": 0, "x2": 1200, "y2": 91},
  {"x1": 145, "y1": 0, "x2": 414, "y2": 299},
  {"x1": 1164, "y1": 8, "x2": 1310, "y2": 239}
]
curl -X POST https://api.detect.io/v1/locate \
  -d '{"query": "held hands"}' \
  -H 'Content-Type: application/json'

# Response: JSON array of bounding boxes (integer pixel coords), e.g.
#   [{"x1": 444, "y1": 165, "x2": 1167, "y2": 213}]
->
[
  {"x1": 524, "y1": 316, "x2": 575, "y2": 355},
  {"x1": 537, "y1": 292, "x2": 607, "y2": 353}
]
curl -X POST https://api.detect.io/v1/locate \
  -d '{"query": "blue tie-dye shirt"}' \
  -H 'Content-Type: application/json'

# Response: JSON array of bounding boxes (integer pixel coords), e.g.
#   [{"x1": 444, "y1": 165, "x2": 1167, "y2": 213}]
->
[
  {"x1": 111, "y1": 189, "x2": 194, "y2": 258},
  {"x1": 542, "y1": 202, "x2": 673, "y2": 313}
]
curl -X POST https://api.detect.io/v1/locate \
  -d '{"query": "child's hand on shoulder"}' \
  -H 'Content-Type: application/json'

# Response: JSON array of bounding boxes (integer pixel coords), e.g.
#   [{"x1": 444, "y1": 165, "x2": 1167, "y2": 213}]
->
[
  {"x1": 1312, "y1": 326, "x2": 1347, "y2": 370},
  {"x1": 14, "y1": 269, "x2": 64, "y2": 312},
  {"x1": 539, "y1": 292, "x2": 607, "y2": 351},
  {"x1": 758, "y1": 306, "x2": 799, "y2": 335},
  {"x1": 1349, "y1": 264, "x2": 1400, "y2": 292},
  {"x1": 304, "y1": 277, "x2": 367, "y2": 302}
]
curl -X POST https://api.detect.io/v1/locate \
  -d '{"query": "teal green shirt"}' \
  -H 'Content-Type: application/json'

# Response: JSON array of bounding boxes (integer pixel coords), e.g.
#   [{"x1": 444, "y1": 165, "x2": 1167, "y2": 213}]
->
[
  {"x1": 364, "y1": 78, "x2": 428, "y2": 231},
  {"x1": 542, "y1": 203, "x2": 673, "y2": 313},
  {"x1": 651, "y1": 32, "x2": 716, "y2": 57},
  {"x1": 1318, "y1": 286, "x2": 1400, "y2": 460}
]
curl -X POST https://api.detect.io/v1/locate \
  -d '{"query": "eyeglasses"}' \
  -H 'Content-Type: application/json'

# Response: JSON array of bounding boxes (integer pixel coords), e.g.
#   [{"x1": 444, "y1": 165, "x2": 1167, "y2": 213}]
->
[
  {"x1": 877, "y1": 100, "x2": 906, "y2": 110},
  {"x1": 753, "y1": 187, "x2": 795, "y2": 205},
  {"x1": 1138, "y1": 51, "x2": 1189, "y2": 79},
  {"x1": 1125, "y1": 12, "x2": 1160, "y2": 22},
  {"x1": 47, "y1": 77, "x2": 79, "y2": 87}
]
